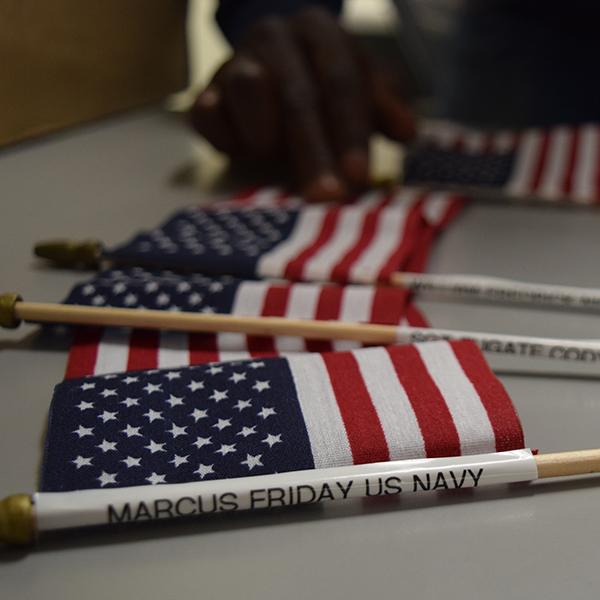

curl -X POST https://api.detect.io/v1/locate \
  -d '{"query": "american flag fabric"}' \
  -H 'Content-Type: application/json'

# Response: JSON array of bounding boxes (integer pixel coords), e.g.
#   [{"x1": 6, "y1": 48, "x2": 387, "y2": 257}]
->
[
  {"x1": 105, "y1": 187, "x2": 464, "y2": 283},
  {"x1": 405, "y1": 120, "x2": 600, "y2": 204},
  {"x1": 63, "y1": 268, "x2": 428, "y2": 379},
  {"x1": 41, "y1": 340, "x2": 525, "y2": 492}
]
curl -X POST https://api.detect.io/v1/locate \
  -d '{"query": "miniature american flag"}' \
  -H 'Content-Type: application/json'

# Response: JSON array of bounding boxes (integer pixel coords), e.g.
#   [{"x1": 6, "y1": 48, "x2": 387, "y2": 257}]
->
[
  {"x1": 62, "y1": 269, "x2": 428, "y2": 379},
  {"x1": 105, "y1": 187, "x2": 463, "y2": 282},
  {"x1": 405, "y1": 120, "x2": 600, "y2": 204},
  {"x1": 41, "y1": 340, "x2": 525, "y2": 492}
]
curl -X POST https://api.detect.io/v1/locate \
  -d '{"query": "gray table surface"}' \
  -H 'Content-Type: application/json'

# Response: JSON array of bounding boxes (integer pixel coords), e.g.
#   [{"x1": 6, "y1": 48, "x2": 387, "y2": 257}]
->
[{"x1": 2, "y1": 110, "x2": 600, "y2": 600}]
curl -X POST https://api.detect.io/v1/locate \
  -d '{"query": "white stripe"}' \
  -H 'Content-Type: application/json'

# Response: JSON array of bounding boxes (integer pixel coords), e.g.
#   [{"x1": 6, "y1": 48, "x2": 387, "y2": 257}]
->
[
  {"x1": 353, "y1": 347, "x2": 425, "y2": 459},
  {"x1": 275, "y1": 283, "x2": 322, "y2": 352},
  {"x1": 302, "y1": 206, "x2": 368, "y2": 281},
  {"x1": 348, "y1": 205, "x2": 410, "y2": 283},
  {"x1": 158, "y1": 332, "x2": 190, "y2": 369},
  {"x1": 355, "y1": 189, "x2": 386, "y2": 207},
  {"x1": 572, "y1": 124, "x2": 599, "y2": 203},
  {"x1": 332, "y1": 286, "x2": 374, "y2": 351},
  {"x1": 429, "y1": 120, "x2": 464, "y2": 150},
  {"x1": 256, "y1": 206, "x2": 327, "y2": 278},
  {"x1": 287, "y1": 353, "x2": 352, "y2": 468},
  {"x1": 463, "y1": 130, "x2": 487, "y2": 154},
  {"x1": 94, "y1": 328, "x2": 130, "y2": 375},
  {"x1": 217, "y1": 281, "x2": 269, "y2": 355},
  {"x1": 421, "y1": 191, "x2": 452, "y2": 227},
  {"x1": 416, "y1": 341, "x2": 496, "y2": 455},
  {"x1": 538, "y1": 127, "x2": 570, "y2": 199},
  {"x1": 217, "y1": 351, "x2": 251, "y2": 362},
  {"x1": 492, "y1": 130, "x2": 516, "y2": 154},
  {"x1": 251, "y1": 187, "x2": 282, "y2": 207},
  {"x1": 505, "y1": 129, "x2": 542, "y2": 197}
]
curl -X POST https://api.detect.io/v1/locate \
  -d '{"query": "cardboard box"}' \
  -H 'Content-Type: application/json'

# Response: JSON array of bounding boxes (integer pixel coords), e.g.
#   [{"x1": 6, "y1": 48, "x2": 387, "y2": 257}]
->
[{"x1": 0, "y1": 0, "x2": 188, "y2": 146}]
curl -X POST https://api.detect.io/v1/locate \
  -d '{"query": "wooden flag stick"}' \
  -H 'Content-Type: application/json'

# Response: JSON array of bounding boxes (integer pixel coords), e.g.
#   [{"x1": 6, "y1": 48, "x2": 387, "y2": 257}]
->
[
  {"x1": 2, "y1": 448, "x2": 600, "y2": 545},
  {"x1": 391, "y1": 271, "x2": 600, "y2": 312},
  {"x1": 3, "y1": 293, "x2": 600, "y2": 365}
]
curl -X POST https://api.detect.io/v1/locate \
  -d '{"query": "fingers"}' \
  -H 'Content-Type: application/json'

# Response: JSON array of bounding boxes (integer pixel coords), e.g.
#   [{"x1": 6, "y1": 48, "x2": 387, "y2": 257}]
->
[
  {"x1": 369, "y1": 68, "x2": 417, "y2": 143},
  {"x1": 243, "y1": 16, "x2": 347, "y2": 203},
  {"x1": 292, "y1": 8, "x2": 370, "y2": 187}
]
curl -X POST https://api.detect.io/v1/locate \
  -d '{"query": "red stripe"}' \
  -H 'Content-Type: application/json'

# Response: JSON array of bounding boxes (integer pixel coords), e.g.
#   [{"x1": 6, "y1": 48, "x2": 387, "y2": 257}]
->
[
  {"x1": 450, "y1": 340, "x2": 525, "y2": 452},
  {"x1": 64, "y1": 326, "x2": 102, "y2": 379},
  {"x1": 246, "y1": 285, "x2": 291, "y2": 356},
  {"x1": 561, "y1": 128, "x2": 580, "y2": 195},
  {"x1": 329, "y1": 197, "x2": 390, "y2": 282},
  {"x1": 189, "y1": 333, "x2": 220, "y2": 365},
  {"x1": 405, "y1": 304, "x2": 429, "y2": 327},
  {"x1": 127, "y1": 330, "x2": 159, "y2": 371},
  {"x1": 305, "y1": 285, "x2": 342, "y2": 352},
  {"x1": 370, "y1": 286, "x2": 410, "y2": 324},
  {"x1": 283, "y1": 207, "x2": 341, "y2": 280},
  {"x1": 530, "y1": 131, "x2": 551, "y2": 192},
  {"x1": 322, "y1": 352, "x2": 390, "y2": 464},
  {"x1": 386, "y1": 345, "x2": 461, "y2": 457},
  {"x1": 376, "y1": 199, "x2": 424, "y2": 281}
]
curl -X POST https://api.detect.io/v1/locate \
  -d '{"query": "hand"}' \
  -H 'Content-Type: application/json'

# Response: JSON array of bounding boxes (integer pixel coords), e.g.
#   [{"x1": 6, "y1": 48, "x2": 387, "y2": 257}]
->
[{"x1": 190, "y1": 7, "x2": 416, "y2": 203}]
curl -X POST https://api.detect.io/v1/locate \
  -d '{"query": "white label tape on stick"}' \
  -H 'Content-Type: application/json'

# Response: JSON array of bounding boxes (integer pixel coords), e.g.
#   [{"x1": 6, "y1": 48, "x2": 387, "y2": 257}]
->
[{"x1": 33, "y1": 450, "x2": 537, "y2": 532}]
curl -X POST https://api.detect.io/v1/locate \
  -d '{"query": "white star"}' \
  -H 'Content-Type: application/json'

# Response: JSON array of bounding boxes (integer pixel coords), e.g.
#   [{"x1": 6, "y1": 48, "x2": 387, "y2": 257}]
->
[
  {"x1": 81, "y1": 284, "x2": 95, "y2": 296},
  {"x1": 187, "y1": 380, "x2": 204, "y2": 392},
  {"x1": 216, "y1": 443, "x2": 237, "y2": 456},
  {"x1": 187, "y1": 292, "x2": 203, "y2": 305},
  {"x1": 192, "y1": 436, "x2": 212, "y2": 449},
  {"x1": 190, "y1": 408, "x2": 208, "y2": 422},
  {"x1": 164, "y1": 371, "x2": 181, "y2": 381},
  {"x1": 91, "y1": 294, "x2": 105, "y2": 306},
  {"x1": 145, "y1": 281, "x2": 159, "y2": 293},
  {"x1": 233, "y1": 399, "x2": 252, "y2": 412},
  {"x1": 210, "y1": 389, "x2": 228, "y2": 402},
  {"x1": 241, "y1": 454, "x2": 263, "y2": 471},
  {"x1": 168, "y1": 423, "x2": 188, "y2": 438},
  {"x1": 156, "y1": 292, "x2": 170, "y2": 306},
  {"x1": 177, "y1": 281, "x2": 191, "y2": 292},
  {"x1": 237, "y1": 426, "x2": 257, "y2": 438},
  {"x1": 145, "y1": 440, "x2": 166, "y2": 454},
  {"x1": 123, "y1": 293, "x2": 138, "y2": 306},
  {"x1": 143, "y1": 382, "x2": 162, "y2": 394},
  {"x1": 98, "y1": 410, "x2": 118, "y2": 423},
  {"x1": 103, "y1": 374, "x2": 118, "y2": 380},
  {"x1": 72, "y1": 455, "x2": 93, "y2": 469},
  {"x1": 80, "y1": 382, "x2": 96, "y2": 391},
  {"x1": 122, "y1": 456, "x2": 142, "y2": 468},
  {"x1": 200, "y1": 306, "x2": 216, "y2": 314},
  {"x1": 146, "y1": 472, "x2": 166, "y2": 485},
  {"x1": 207, "y1": 365, "x2": 223, "y2": 375},
  {"x1": 194, "y1": 464, "x2": 215, "y2": 479},
  {"x1": 73, "y1": 425, "x2": 94, "y2": 438},
  {"x1": 143, "y1": 408, "x2": 163, "y2": 422},
  {"x1": 170, "y1": 454, "x2": 189, "y2": 468},
  {"x1": 213, "y1": 418, "x2": 231, "y2": 431},
  {"x1": 98, "y1": 471, "x2": 118, "y2": 487},
  {"x1": 76, "y1": 400, "x2": 94, "y2": 411},
  {"x1": 209, "y1": 282, "x2": 224, "y2": 292},
  {"x1": 258, "y1": 407, "x2": 276, "y2": 419},
  {"x1": 166, "y1": 394, "x2": 185, "y2": 408},
  {"x1": 248, "y1": 361, "x2": 265, "y2": 369},
  {"x1": 112, "y1": 282, "x2": 127, "y2": 294},
  {"x1": 97, "y1": 439, "x2": 117, "y2": 453},
  {"x1": 252, "y1": 380, "x2": 270, "y2": 392},
  {"x1": 229, "y1": 372, "x2": 247, "y2": 383},
  {"x1": 262, "y1": 433, "x2": 282, "y2": 448},
  {"x1": 121, "y1": 397, "x2": 139, "y2": 408},
  {"x1": 123, "y1": 376, "x2": 139, "y2": 385},
  {"x1": 122, "y1": 424, "x2": 143, "y2": 438},
  {"x1": 100, "y1": 388, "x2": 117, "y2": 398}
]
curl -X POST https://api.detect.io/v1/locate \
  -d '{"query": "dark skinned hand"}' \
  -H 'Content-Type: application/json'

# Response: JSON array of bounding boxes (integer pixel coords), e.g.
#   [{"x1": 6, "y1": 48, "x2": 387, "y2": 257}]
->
[{"x1": 190, "y1": 7, "x2": 416, "y2": 203}]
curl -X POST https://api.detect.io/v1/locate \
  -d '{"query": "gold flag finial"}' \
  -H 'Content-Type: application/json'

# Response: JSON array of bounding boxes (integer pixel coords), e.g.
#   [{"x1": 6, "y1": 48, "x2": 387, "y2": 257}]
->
[
  {"x1": 0, "y1": 293, "x2": 22, "y2": 329},
  {"x1": 0, "y1": 494, "x2": 34, "y2": 545},
  {"x1": 34, "y1": 239, "x2": 102, "y2": 268}
]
